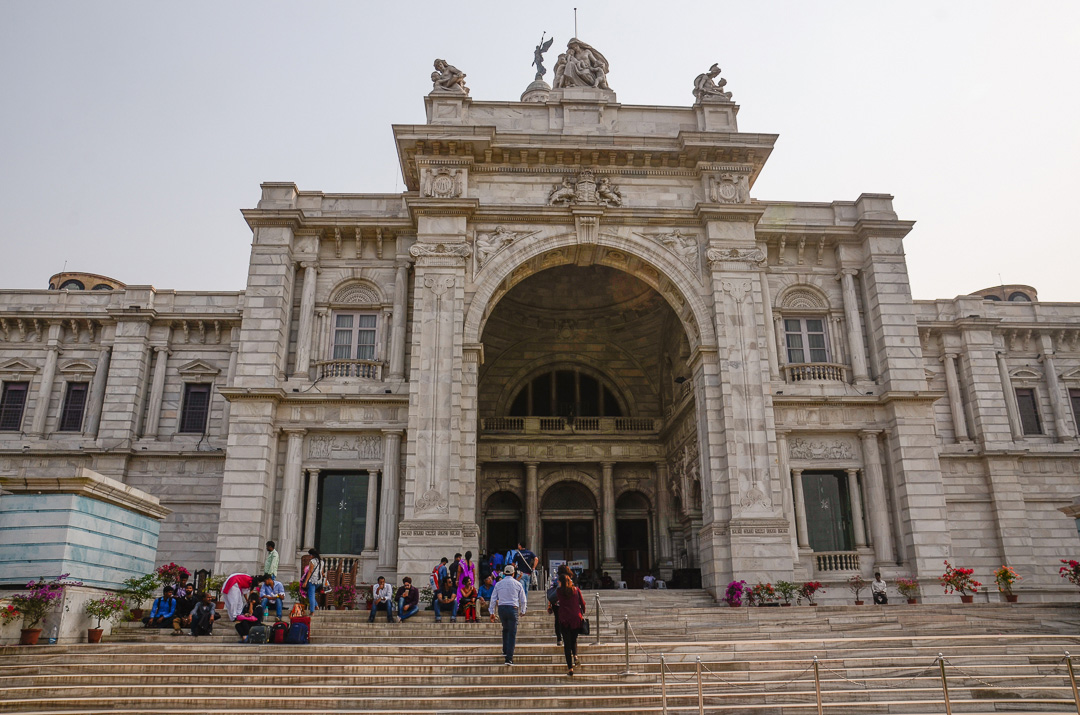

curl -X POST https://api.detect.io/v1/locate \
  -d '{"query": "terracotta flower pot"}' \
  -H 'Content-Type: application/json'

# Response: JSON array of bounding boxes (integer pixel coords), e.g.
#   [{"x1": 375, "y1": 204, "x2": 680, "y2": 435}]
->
[
  {"x1": 215, "y1": 602, "x2": 225, "y2": 610},
  {"x1": 87, "y1": 628, "x2": 104, "y2": 644},
  {"x1": 854, "y1": 600, "x2": 864, "y2": 606},
  {"x1": 907, "y1": 598, "x2": 918, "y2": 605},
  {"x1": 1004, "y1": 593, "x2": 1018, "y2": 603},
  {"x1": 129, "y1": 609, "x2": 143, "y2": 620},
  {"x1": 960, "y1": 595, "x2": 974, "y2": 604},
  {"x1": 19, "y1": 628, "x2": 42, "y2": 645}
]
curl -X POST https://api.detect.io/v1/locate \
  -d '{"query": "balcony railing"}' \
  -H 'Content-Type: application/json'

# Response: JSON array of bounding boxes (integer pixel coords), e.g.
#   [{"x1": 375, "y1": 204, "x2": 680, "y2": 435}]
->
[
  {"x1": 784, "y1": 362, "x2": 848, "y2": 383},
  {"x1": 814, "y1": 551, "x2": 860, "y2": 572},
  {"x1": 481, "y1": 416, "x2": 661, "y2": 435},
  {"x1": 317, "y1": 359, "x2": 383, "y2": 380}
]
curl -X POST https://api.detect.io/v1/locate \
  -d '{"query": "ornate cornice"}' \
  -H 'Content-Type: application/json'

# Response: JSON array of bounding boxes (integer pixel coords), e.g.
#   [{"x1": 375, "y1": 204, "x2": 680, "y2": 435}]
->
[{"x1": 706, "y1": 247, "x2": 766, "y2": 269}]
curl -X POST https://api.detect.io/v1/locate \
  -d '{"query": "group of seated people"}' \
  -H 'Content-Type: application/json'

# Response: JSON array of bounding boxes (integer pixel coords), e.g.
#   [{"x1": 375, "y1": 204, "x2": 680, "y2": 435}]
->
[
  {"x1": 367, "y1": 573, "x2": 498, "y2": 624},
  {"x1": 141, "y1": 572, "x2": 288, "y2": 640}
]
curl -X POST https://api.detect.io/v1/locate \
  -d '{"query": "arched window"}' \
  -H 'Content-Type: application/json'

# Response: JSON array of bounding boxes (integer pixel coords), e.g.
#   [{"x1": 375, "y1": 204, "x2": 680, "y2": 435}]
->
[
  {"x1": 1008, "y1": 292, "x2": 1031, "y2": 302},
  {"x1": 779, "y1": 288, "x2": 831, "y2": 365},
  {"x1": 508, "y1": 369, "x2": 623, "y2": 417},
  {"x1": 615, "y1": 491, "x2": 650, "y2": 511},
  {"x1": 541, "y1": 481, "x2": 597, "y2": 511},
  {"x1": 92, "y1": 283, "x2": 113, "y2": 291},
  {"x1": 59, "y1": 280, "x2": 85, "y2": 290}
]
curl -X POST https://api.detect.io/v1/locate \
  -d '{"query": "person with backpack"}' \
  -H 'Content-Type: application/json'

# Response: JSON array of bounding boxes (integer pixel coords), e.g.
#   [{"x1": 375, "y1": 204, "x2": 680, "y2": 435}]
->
[
  {"x1": 142, "y1": 586, "x2": 177, "y2": 628},
  {"x1": 431, "y1": 557, "x2": 449, "y2": 590},
  {"x1": 553, "y1": 572, "x2": 587, "y2": 676},
  {"x1": 506, "y1": 542, "x2": 538, "y2": 592},
  {"x1": 300, "y1": 549, "x2": 324, "y2": 613},
  {"x1": 190, "y1": 592, "x2": 218, "y2": 637},
  {"x1": 235, "y1": 591, "x2": 264, "y2": 642}
]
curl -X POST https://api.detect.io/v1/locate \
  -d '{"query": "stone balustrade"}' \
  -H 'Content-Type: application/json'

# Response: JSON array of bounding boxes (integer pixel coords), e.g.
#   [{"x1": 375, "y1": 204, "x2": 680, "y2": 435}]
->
[
  {"x1": 481, "y1": 416, "x2": 661, "y2": 435},
  {"x1": 814, "y1": 550, "x2": 861, "y2": 572},
  {"x1": 783, "y1": 362, "x2": 848, "y2": 383},
  {"x1": 317, "y1": 359, "x2": 383, "y2": 380}
]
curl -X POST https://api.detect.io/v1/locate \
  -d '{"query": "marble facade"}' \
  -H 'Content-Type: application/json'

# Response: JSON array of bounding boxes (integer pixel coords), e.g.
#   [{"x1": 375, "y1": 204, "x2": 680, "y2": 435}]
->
[{"x1": 1, "y1": 54, "x2": 1079, "y2": 601}]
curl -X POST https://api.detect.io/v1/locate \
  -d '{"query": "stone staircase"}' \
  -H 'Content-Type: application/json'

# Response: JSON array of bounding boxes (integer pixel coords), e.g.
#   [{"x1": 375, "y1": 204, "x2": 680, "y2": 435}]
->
[{"x1": 2, "y1": 590, "x2": 1080, "y2": 714}]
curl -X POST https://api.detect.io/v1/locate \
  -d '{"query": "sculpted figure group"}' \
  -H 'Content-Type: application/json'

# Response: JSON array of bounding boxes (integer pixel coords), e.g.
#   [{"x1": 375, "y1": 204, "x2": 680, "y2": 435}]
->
[
  {"x1": 552, "y1": 38, "x2": 610, "y2": 90},
  {"x1": 431, "y1": 59, "x2": 468, "y2": 94},
  {"x1": 693, "y1": 63, "x2": 733, "y2": 102}
]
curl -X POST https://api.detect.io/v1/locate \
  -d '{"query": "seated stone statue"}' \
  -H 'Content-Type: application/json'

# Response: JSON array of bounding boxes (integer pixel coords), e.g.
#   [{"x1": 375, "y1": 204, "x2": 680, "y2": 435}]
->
[
  {"x1": 431, "y1": 59, "x2": 468, "y2": 94},
  {"x1": 553, "y1": 39, "x2": 610, "y2": 90},
  {"x1": 693, "y1": 63, "x2": 733, "y2": 102}
]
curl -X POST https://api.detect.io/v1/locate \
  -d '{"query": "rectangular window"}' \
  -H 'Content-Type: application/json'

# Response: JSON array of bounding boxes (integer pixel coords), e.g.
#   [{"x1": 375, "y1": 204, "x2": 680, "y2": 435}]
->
[
  {"x1": 1071, "y1": 389, "x2": 1080, "y2": 436},
  {"x1": 0, "y1": 382, "x2": 29, "y2": 432},
  {"x1": 785, "y1": 318, "x2": 829, "y2": 364},
  {"x1": 179, "y1": 383, "x2": 212, "y2": 434},
  {"x1": 332, "y1": 312, "x2": 378, "y2": 361},
  {"x1": 58, "y1": 382, "x2": 89, "y2": 432},
  {"x1": 1015, "y1": 388, "x2": 1042, "y2": 435}
]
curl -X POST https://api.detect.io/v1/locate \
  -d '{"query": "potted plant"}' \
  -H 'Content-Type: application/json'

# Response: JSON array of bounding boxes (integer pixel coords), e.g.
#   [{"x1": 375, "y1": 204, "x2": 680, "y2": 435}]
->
[
  {"x1": 206, "y1": 574, "x2": 226, "y2": 609},
  {"x1": 799, "y1": 581, "x2": 824, "y2": 606},
  {"x1": 335, "y1": 582, "x2": 359, "y2": 610},
  {"x1": 847, "y1": 574, "x2": 869, "y2": 605},
  {"x1": 723, "y1": 580, "x2": 747, "y2": 607},
  {"x1": 120, "y1": 573, "x2": 161, "y2": 620},
  {"x1": 1, "y1": 604, "x2": 22, "y2": 637},
  {"x1": 10, "y1": 575, "x2": 74, "y2": 644},
  {"x1": 939, "y1": 560, "x2": 981, "y2": 603},
  {"x1": 775, "y1": 581, "x2": 798, "y2": 606},
  {"x1": 751, "y1": 582, "x2": 777, "y2": 607},
  {"x1": 418, "y1": 585, "x2": 435, "y2": 609},
  {"x1": 896, "y1": 576, "x2": 920, "y2": 604},
  {"x1": 155, "y1": 562, "x2": 190, "y2": 589},
  {"x1": 1060, "y1": 560, "x2": 1080, "y2": 592},
  {"x1": 995, "y1": 566, "x2": 1021, "y2": 603},
  {"x1": 84, "y1": 594, "x2": 127, "y2": 643}
]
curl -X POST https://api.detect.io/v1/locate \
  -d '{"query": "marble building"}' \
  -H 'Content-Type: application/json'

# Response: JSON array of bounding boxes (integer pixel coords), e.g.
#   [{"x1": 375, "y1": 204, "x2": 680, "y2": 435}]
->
[{"x1": 2, "y1": 43, "x2": 1079, "y2": 599}]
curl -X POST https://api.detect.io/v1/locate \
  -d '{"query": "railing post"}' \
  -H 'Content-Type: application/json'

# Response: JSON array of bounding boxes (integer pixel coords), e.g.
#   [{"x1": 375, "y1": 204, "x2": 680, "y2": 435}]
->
[
  {"x1": 595, "y1": 594, "x2": 601, "y2": 644},
  {"x1": 696, "y1": 656, "x2": 704, "y2": 715},
  {"x1": 813, "y1": 656, "x2": 823, "y2": 715},
  {"x1": 622, "y1": 614, "x2": 631, "y2": 675},
  {"x1": 1066, "y1": 652, "x2": 1080, "y2": 715},
  {"x1": 660, "y1": 654, "x2": 668, "y2": 715},
  {"x1": 938, "y1": 653, "x2": 953, "y2": 715}
]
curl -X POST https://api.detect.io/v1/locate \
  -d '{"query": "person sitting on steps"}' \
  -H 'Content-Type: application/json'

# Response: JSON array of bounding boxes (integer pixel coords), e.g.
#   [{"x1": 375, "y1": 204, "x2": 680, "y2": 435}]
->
[
  {"x1": 395, "y1": 576, "x2": 420, "y2": 623},
  {"x1": 190, "y1": 592, "x2": 218, "y2": 637},
  {"x1": 171, "y1": 583, "x2": 197, "y2": 636},
  {"x1": 259, "y1": 574, "x2": 286, "y2": 621},
  {"x1": 434, "y1": 576, "x2": 459, "y2": 623},
  {"x1": 142, "y1": 586, "x2": 176, "y2": 628},
  {"x1": 234, "y1": 591, "x2": 263, "y2": 642},
  {"x1": 459, "y1": 576, "x2": 479, "y2": 622},
  {"x1": 368, "y1": 576, "x2": 395, "y2": 623}
]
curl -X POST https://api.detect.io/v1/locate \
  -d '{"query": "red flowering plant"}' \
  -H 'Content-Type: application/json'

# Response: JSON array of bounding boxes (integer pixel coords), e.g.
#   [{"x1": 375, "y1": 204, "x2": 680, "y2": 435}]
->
[
  {"x1": 750, "y1": 582, "x2": 777, "y2": 606},
  {"x1": 939, "y1": 560, "x2": 980, "y2": 595},
  {"x1": 155, "y1": 563, "x2": 190, "y2": 588},
  {"x1": 1059, "y1": 560, "x2": 1080, "y2": 589},
  {"x1": 1, "y1": 604, "x2": 20, "y2": 626},
  {"x1": 723, "y1": 580, "x2": 747, "y2": 607},
  {"x1": 11, "y1": 574, "x2": 81, "y2": 629},
  {"x1": 799, "y1": 581, "x2": 824, "y2": 605}
]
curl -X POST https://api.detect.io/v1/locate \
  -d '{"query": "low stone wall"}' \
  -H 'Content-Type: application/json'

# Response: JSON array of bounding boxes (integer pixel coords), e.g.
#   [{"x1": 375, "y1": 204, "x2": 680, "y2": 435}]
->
[{"x1": 0, "y1": 585, "x2": 121, "y2": 645}]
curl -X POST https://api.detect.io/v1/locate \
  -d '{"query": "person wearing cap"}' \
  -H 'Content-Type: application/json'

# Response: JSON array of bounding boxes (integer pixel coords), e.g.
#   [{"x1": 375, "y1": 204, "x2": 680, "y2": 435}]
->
[{"x1": 490, "y1": 563, "x2": 528, "y2": 665}]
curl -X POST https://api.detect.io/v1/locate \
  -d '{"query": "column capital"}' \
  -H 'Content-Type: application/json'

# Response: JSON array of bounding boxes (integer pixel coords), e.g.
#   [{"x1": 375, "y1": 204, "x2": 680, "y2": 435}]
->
[
  {"x1": 791, "y1": 467, "x2": 804, "y2": 475},
  {"x1": 300, "y1": 260, "x2": 320, "y2": 271},
  {"x1": 152, "y1": 345, "x2": 171, "y2": 355},
  {"x1": 599, "y1": 461, "x2": 616, "y2": 470},
  {"x1": 380, "y1": 428, "x2": 405, "y2": 437},
  {"x1": 282, "y1": 427, "x2": 308, "y2": 437},
  {"x1": 859, "y1": 429, "x2": 882, "y2": 440},
  {"x1": 305, "y1": 467, "x2": 321, "y2": 476},
  {"x1": 845, "y1": 467, "x2": 860, "y2": 476},
  {"x1": 839, "y1": 267, "x2": 859, "y2": 277},
  {"x1": 941, "y1": 352, "x2": 959, "y2": 361},
  {"x1": 522, "y1": 461, "x2": 540, "y2": 469}
]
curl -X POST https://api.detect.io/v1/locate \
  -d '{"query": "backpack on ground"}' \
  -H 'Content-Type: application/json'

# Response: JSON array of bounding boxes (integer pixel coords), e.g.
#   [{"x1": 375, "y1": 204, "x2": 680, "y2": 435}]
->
[
  {"x1": 247, "y1": 624, "x2": 268, "y2": 644},
  {"x1": 285, "y1": 621, "x2": 309, "y2": 644},
  {"x1": 270, "y1": 621, "x2": 289, "y2": 644}
]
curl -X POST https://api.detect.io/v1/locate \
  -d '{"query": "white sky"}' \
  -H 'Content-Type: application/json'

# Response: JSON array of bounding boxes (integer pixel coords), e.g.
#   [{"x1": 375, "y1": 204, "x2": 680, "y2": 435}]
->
[{"x1": 1, "y1": 1, "x2": 1078, "y2": 300}]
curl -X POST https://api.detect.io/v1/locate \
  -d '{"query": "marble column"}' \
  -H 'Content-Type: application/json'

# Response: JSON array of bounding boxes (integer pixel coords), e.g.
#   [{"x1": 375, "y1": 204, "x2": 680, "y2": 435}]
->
[
  {"x1": 378, "y1": 430, "x2": 402, "y2": 568},
  {"x1": 846, "y1": 468, "x2": 867, "y2": 548},
  {"x1": 524, "y1": 462, "x2": 539, "y2": 552},
  {"x1": 303, "y1": 468, "x2": 320, "y2": 550},
  {"x1": 142, "y1": 346, "x2": 170, "y2": 438},
  {"x1": 839, "y1": 268, "x2": 870, "y2": 382},
  {"x1": 221, "y1": 344, "x2": 238, "y2": 432},
  {"x1": 279, "y1": 429, "x2": 306, "y2": 573},
  {"x1": 790, "y1": 468, "x2": 809, "y2": 548},
  {"x1": 654, "y1": 461, "x2": 673, "y2": 570},
  {"x1": 776, "y1": 432, "x2": 798, "y2": 552},
  {"x1": 364, "y1": 469, "x2": 381, "y2": 553},
  {"x1": 388, "y1": 263, "x2": 409, "y2": 380},
  {"x1": 859, "y1": 431, "x2": 895, "y2": 565},
  {"x1": 773, "y1": 315, "x2": 787, "y2": 372},
  {"x1": 942, "y1": 352, "x2": 970, "y2": 442},
  {"x1": 759, "y1": 270, "x2": 780, "y2": 380},
  {"x1": 83, "y1": 345, "x2": 112, "y2": 438},
  {"x1": 293, "y1": 261, "x2": 319, "y2": 378},
  {"x1": 996, "y1": 351, "x2": 1024, "y2": 440},
  {"x1": 600, "y1": 461, "x2": 620, "y2": 572},
  {"x1": 29, "y1": 342, "x2": 60, "y2": 437},
  {"x1": 1040, "y1": 343, "x2": 1074, "y2": 441}
]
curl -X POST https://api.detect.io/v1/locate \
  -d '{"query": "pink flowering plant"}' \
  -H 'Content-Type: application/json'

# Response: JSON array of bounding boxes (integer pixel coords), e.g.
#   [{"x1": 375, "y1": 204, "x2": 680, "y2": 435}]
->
[
  {"x1": 11, "y1": 574, "x2": 80, "y2": 629},
  {"x1": 939, "y1": 561, "x2": 980, "y2": 595},
  {"x1": 155, "y1": 563, "x2": 190, "y2": 587},
  {"x1": 723, "y1": 580, "x2": 747, "y2": 607},
  {"x1": 847, "y1": 574, "x2": 869, "y2": 601},
  {"x1": 84, "y1": 594, "x2": 128, "y2": 629},
  {"x1": 335, "y1": 582, "x2": 359, "y2": 609},
  {"x1": 1059, "y1": 560, "x2": 1080, "y2": 589},
  {"x1": 896, "y1": 576, "x2": 920, "y2": 600}
]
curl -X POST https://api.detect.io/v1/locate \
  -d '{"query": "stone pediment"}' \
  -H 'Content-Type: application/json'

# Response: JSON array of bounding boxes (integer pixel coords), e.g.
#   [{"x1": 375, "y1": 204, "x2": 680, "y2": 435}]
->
[
  {"x1": 59, "y1": 360, "x2": 95, "y2": 374},
  {"x1": 177, "y1": 359, "x2": 221, "y2": 377},
  {"x1": 1061, "y1": 367, "x2": 1080, "y2": 381},
  {"x1": 1009, "y1": 367, "x2": 1041, "y2": 380},
  {"x1": 0, "y1": 358, "x2": 38, "y2": 375}
]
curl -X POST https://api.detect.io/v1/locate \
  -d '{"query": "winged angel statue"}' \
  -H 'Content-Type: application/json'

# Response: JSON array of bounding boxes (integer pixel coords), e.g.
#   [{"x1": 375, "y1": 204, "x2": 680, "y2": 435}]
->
[{"x1": 532, "y1": 33, "x2": 554, "y2": 80}]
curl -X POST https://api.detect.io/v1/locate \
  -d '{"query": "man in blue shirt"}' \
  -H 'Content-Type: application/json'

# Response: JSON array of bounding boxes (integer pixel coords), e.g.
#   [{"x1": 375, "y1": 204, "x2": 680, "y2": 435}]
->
[
  {"x1": 142, "y1": 586, "x2": 177, "y2": 628},
  {"x1": 477, "y1": 574, "x2": 495, "y2": 617},
  {"x1": 506, "y1": 542, "x2": 539, "y2": 593},
  {"x1": 259, "y1": 574, "x2": 286, "y2": 620}
]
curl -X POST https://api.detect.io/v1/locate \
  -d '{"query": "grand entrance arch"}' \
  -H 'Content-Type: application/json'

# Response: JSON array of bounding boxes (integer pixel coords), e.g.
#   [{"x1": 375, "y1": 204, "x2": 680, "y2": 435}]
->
[{"x1": 470, "y1": 232, "x2": 718, "y2": 586}]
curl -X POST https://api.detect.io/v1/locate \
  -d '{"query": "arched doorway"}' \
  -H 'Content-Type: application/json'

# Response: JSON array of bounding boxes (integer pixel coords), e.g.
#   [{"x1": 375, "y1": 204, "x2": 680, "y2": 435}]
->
[
  {"x1": 616, "y1": 490, "x2": 652, "y2": 588},
  {"x1": 540, "y1": 480, "x2": 598, "y2": 580},
  {"x1": 484, "y1": 491, "x2": 523, "y2": 559}
]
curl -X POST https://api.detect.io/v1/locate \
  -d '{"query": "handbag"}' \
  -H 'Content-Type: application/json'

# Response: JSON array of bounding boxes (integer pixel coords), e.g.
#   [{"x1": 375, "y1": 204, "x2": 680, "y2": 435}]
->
[{"x1": 579, "y1": 617, "x2": 591, "y2": 636}]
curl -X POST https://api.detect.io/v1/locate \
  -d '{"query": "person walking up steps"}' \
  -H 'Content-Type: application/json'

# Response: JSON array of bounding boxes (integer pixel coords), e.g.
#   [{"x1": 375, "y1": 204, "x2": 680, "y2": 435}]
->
[
  {"x1": 490, "y1": 564, "x2": 528, "y2": 665},
  {"x1": 554, "y1": 572, "x2": 587, "y2": 676}
]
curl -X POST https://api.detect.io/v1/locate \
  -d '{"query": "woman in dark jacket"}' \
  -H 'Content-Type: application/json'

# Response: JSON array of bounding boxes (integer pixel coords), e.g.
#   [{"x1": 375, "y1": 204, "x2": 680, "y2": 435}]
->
[
  {"x1": 554, "y1": 572, "x2": 587, "y2": 676},
  {"x1": 234, "y1": 591, "x2": 264, "y2": 642}
]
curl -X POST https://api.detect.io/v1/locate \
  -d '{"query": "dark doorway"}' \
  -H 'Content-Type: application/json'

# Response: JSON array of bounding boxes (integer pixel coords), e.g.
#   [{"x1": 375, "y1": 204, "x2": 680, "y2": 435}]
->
[
  {"x1": 315, "y1": 471, "x2": 370, "y2": 555},
  {"x1": 542, "y1": 520, "x2": 595, "y2": 577},
  {"x1": 617, "y1": 518, "x2": 650, "y2": 588},
  {"x1": 487, "y1": 519, "x2": 520, "y2": 560},
  {"x1": 801, "y1": 471, "x2": 854, "y2": 553}
]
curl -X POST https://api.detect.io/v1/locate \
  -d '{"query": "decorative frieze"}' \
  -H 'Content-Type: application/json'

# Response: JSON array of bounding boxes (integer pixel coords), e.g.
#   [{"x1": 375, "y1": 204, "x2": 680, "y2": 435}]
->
[
  {"x1": 788, "y1": 436, "x2": 857, "y2": 461},
  {"x1": 307, "y1": 433, "x2": 383, "y2": 461},
  {"x1": 706, "y1": 247, "x2": 765, "y2": 270}
]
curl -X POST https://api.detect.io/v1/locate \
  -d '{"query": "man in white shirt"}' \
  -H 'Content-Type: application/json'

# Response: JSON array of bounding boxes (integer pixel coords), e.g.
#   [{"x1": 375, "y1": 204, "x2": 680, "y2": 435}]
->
[
  {"x1": 490, "y1": 564, "x2": 528, "y2": 665},
  {"x1": 368, "y1": 576, "x2": 395, "y2": 623},
  {"x1": 872, "y1": 572, "x2": 888, "y2": 605}
]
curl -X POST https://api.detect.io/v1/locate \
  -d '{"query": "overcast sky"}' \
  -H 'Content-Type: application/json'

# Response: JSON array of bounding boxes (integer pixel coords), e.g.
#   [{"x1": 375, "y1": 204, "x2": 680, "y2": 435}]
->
[{"x1": 1, "y1": 1, "x2": 1078, "y2": 301}]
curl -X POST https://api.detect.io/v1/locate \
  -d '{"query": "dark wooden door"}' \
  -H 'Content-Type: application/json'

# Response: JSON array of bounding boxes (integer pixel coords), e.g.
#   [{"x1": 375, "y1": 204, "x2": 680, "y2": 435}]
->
[{"x1": 617, "y1": 518, "x2": 650, "y2": 588}]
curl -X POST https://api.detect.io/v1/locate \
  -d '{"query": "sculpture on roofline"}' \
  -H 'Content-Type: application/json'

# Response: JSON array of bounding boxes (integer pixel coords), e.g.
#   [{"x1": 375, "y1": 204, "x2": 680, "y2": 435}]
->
[
  {"x1": 532, "y1": 33, "x2": 554, "y2": 80},
  {"x1": 431, "y1": 59, "x2": 468, "y2": 94},
  {"x1": 693, "y1": 63, "x2": 733, "y2": 102},
  {"x1": 552, "y1": 38, "x2": 610, "y2": 90}
]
